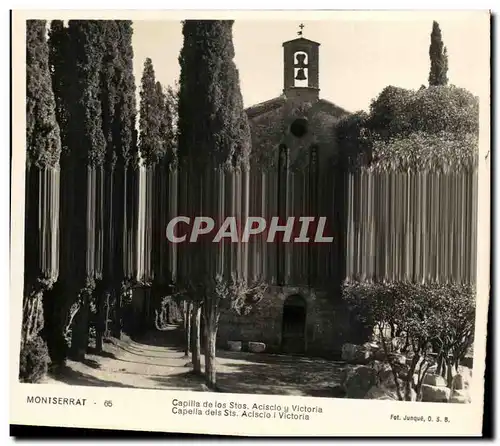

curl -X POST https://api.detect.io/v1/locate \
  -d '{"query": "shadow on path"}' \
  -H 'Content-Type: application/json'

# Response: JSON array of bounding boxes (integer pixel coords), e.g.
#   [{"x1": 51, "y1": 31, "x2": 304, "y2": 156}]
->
[
  {"x1": 46, "y1": 325, "x2": 347, "y2": 398},
  {"x1": 49, "y1": 366, "x2": 137, "y2": 388},
  {"x1": 214, "y1": 358, "x2": 346, "y2": 398},
  {"x1": 130, "y1": 325, "x2": 186, "y2": 354}
]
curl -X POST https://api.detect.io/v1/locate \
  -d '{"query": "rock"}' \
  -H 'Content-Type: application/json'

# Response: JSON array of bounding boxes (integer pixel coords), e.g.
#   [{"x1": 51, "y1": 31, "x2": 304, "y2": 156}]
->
[
  {"x1": 344, "y1": 365, "x2": 377, "y2": 399},
  {"x1": 449, "y1": 389, "x2": 471, "y2": 404},
  {"x1": 341, "y1": 343, "x2": 372, "y2": 365},
  {"x1": 200, "y1": 384, "x2": 211, "y2": 392},
  {"x1": 227, "y1": 341, "x2": 242, "y2": 352},
  {"x1": 427, "y1": 364, "x2": 438, "y2": 375},
  {"x1": 458, "y1": 365, "x2": 473, "y2": 379},
  {"x1": 342, "y1": 343, "x2": 357, "y2": 360},
  {"x1": 248, "y1": 342, "x2": 266, "y2": 353},
  {"x1": 377, "y1": 363, "x2": 395, "y2": 386},
  {"x1": 364, "y1": 385, "x2": 398, "y2": 400},
  {"x1": 451, "y1": 373, "x2": 470, "y2": 391},
  {"x1": 423, "y1": 373, "x2": 448, "y2": 387},
  {"x1": 421, "y1": 384, "x2": 451, "y2": 402}
]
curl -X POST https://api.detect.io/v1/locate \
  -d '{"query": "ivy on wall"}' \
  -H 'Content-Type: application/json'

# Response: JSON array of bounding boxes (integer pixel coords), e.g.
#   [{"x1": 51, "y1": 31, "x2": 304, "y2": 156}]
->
[{"x1": 248, "y1": 100, "x2": 342, "y2": 170}]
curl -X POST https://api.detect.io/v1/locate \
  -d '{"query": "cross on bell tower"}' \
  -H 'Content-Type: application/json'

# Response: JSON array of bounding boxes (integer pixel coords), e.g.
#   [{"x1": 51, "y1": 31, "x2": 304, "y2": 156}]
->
[{"x1": 282, "y1": 26, "x2": 320, "y2": 100}]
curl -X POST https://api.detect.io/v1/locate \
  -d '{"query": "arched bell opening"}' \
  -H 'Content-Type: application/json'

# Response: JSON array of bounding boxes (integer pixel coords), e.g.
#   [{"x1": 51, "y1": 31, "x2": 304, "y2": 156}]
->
[{"x1": 293, "y1": 51, "x2": 309, "y2": 87}]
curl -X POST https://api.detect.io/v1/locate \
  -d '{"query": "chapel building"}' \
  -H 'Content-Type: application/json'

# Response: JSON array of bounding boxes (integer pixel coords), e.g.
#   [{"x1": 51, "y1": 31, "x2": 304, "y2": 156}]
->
[{"x1": 217, "y1": 31, "x2": 366, "y2": 357}]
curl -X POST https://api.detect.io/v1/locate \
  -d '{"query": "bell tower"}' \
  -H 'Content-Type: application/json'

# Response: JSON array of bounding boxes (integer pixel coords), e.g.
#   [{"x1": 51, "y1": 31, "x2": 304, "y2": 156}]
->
[{"x1": 283, "y1": 24, "x2": 320, "y2": 101}]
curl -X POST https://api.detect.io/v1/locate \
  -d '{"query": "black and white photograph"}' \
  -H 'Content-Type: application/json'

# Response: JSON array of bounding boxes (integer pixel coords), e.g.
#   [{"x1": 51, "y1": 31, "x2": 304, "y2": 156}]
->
[{"x1": 10, "y1": 9, "x2": 491, "y2": 437}]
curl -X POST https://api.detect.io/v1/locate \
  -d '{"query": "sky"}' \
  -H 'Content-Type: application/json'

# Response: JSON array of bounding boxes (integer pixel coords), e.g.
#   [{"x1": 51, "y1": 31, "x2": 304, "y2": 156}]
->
[{"x1": 131, "y1": 11, "x2": 490, "y2": 113}]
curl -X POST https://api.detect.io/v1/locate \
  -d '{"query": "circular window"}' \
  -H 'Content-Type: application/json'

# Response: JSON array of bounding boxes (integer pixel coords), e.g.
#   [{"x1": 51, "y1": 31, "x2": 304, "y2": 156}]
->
[{"x1": 290, "y1": 118, "x2": 308, "y2": 138}]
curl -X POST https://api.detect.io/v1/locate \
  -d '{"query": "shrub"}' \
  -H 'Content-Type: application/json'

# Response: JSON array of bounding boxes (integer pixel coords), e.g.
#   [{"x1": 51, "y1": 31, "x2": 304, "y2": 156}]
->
[
  {"x1": 367, "y1": 85, "x2": 479, "y2": 139},
  {"x1": 337, "y1": 85, "x2": 479, "y2": 171},
  {"x1": 335, "y1": 111, "x2": 372, "y2": 168},
  {"x1": 343, "y1": 280, "x2": 475, "y2": 401},
  {"x1": 19, "y1": 336, "x2": 50, "y2": 383},
  {"x1": 368, "y1": 86, "x2": 415, "y2": 138}
]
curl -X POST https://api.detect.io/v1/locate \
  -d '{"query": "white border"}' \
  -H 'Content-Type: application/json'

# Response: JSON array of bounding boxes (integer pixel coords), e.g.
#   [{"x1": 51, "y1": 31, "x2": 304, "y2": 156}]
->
[{"x1": 5, "y1": 5, "x2": 494, "y2": 441}]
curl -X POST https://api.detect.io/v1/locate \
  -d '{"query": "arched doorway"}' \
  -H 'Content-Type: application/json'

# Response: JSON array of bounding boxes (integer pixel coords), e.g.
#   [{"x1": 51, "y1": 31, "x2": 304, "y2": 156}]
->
[{"x1": 281, "y1": 295, "x2": 307, "y2": 354}]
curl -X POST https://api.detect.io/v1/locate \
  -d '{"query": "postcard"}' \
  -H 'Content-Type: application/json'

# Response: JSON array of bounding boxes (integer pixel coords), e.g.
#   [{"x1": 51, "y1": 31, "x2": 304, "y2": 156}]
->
[{"x1": 10, "y1": 9, "x2": 491, "y2": 437}]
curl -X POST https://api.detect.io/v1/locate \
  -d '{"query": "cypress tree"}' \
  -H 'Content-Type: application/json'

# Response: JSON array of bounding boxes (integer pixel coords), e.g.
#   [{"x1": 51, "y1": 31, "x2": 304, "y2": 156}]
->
[
  {"x1": 151, "y1": 80, "x2": 168, "y2": 298},
  {"x1": 26, "y1": 20, "x2": 62, "y2": 169},
  {"x1": 62, "y1": 20, "x2": 106, "y2": 360},
  {"x1": 177, "y1": 20, "x2": 252, "y2": 388},
  {"x1": 139, "y1": 61, "x2": 178, "y2": 331},
  {"x1": 94, "y1": 20, "x2": 120, "y2": 352},
  {"x1": 154, "y1": 82, "x2": 178, "y2": 327},
  {"x1": 112, "y1": 20, "x2": 139, "y2": 338},
  {"x1": 429, "y1": 21, "x2": 449, "y2": 86},
  {"x1": 138, "y1": 58, "x2": 159, "y2": 331},
  {"x1": 22, "y1": 20, "x2": 62, "y2": 380},
  {"x1": 139, "y1": 58, "x2": 162, "y2": 166},
  {"x1": 46, "y1": 20, "x2": 74, "y2": 365},
  {"x1": 164, "y1": 85, "x2": 179, "y2": 165}
]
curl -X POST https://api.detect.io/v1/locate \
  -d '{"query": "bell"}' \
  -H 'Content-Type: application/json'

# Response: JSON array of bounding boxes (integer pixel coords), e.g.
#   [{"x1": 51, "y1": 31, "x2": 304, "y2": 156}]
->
[{"x1": 295, "y1": 68, "x2": 307, "y2": 81}]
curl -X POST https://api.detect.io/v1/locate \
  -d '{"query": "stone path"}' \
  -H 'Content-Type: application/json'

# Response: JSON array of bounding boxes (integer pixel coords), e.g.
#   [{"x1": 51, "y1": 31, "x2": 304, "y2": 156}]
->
[{"x1": 44, "y1": 326, "x2": 346, "y2": 397}]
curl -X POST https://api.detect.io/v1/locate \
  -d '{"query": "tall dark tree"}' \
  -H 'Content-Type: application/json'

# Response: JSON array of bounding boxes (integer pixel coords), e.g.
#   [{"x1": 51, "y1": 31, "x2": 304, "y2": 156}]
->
[
  {"x1": 157, "y1": 83, "x2": 179, "y2": 329},
  {"x1": 23, "y1": 20, "x2": 62, "y2": 363},
  {"x1": 94, "y1": 20, "x2": 120, "y2": 352},
  {"x1": 428, "y1": 21, "x2": 449, "y2": 86},
  {"x1": 139, "y1": 61, "x2": 178, "y2": 332},
  {"x1": 139, "y1": 59, "x2": 162, "y2": 165},
  {"x1": 139, "y1": 58, "x2": 161, "y2": 333},
  {"x1": 178, "y1": 20, "x2": 263, "y2": 389},
  {"x1": 47, "y1": 20, "x2": 137, "y2": 359},
  {"x1": 112, "y1": 20, "x2": 139, "y2": 338},
  {"x1": 45, "y1": 20, "x2": 74, "y2": 365},
  {"x1": 58, "y1": 20, "x2": 106, "y2": 361}
]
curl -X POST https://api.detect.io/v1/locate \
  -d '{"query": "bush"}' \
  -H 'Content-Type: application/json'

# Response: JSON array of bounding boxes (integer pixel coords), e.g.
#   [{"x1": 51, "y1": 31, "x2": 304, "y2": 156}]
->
[
  {"x1": 410, "y1": 86, "x2": 479, "y2": 136},
  {"x1": 19, "y1": 336, "x2": 50, "y2": 383},
  {"x1": 368, "y1": 86, "x2": 415, "y2": 138},
  {"x1": 368, "y1": 85, "x2": 479, "y2": 139},
  {"x1": 367, "y1": 86, "x2": 479, "y2": 138},
  {"x1": 343, "y1": 280, "x2": 475, "y2": 401},
  {"x1": 335, "y1": 111, "x2": 372, "y2": 167},
  {"x1": 336, "y1": 85, "x2": 479, "y2": 171}
]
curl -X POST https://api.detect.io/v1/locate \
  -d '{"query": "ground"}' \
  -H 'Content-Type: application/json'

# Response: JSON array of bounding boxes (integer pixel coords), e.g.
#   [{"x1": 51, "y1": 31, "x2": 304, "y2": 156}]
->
[{"x1": 43, "y1": 325, "x2": 346, "y2": 398}]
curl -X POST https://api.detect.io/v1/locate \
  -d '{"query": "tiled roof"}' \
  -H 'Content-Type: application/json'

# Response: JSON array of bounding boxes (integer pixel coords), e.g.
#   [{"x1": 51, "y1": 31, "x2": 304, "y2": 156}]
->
[
  {"x1": 245, "y1": 95, "x2": 350, "y2": 120},
  {"x1": 245, "y1": 96, "x2": 287, "y2": 119}
]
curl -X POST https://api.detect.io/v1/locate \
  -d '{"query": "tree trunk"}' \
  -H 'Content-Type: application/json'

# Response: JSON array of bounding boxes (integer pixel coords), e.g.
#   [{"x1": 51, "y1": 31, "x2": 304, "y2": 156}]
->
[
  {"x1": 184, "y1": 301, "x2": 192, "y2": 358},
  {"x1": 95, "y1": 289, "x2": 108, "y2": 354},
  {"x1": 112, "y1": 288, "x2": 123, "y2": 339},
  {"x1": 104, "y1": 291, "x2": 112, "y2": 338},
  {"x1": 42, "y1": 281, "x2": 68, "y2": 367},
  {"x1": 446, "y1": 359, "x2": 454, "y2": 388},
  {"x1": 70, "y1": 289, "x2": 91, "y2": 361},
  {"x1": 191, "y1": 300, "x2": 201, "y2": 374},
  {"x1": 205, "y1": 318, "x2": 218, "y2": 390},
  {"x1": 21, "y1": 288, "x2": 45, "y2": 348}
]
